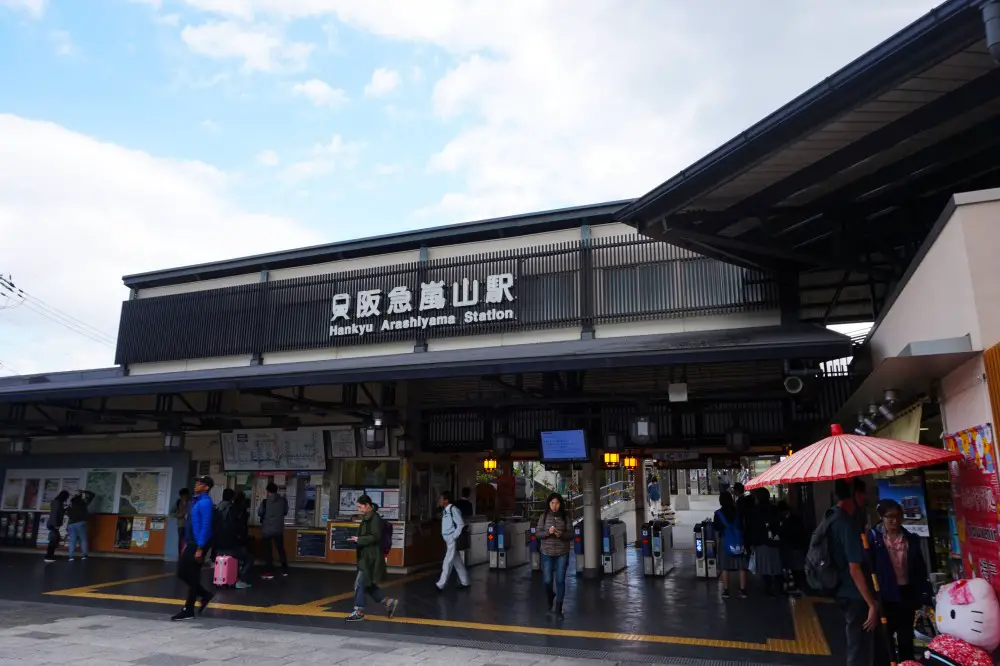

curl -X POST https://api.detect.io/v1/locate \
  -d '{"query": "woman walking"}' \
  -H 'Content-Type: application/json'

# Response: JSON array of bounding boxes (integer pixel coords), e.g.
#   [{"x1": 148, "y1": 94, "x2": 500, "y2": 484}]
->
[
  {"x1": 66, "y1": 490, "x2": 95, "y2": 561},
  {"x1": 869, "y1": 499, "x2": 932, "y2": 663},
  {"x1": 746, "y1": 488, "x2": 783, "y2": 596},
  {"x1": 713, "y1": 491, "x2": 748, "y2": 598},
  {"x1": 43, "y1": 490, "x2": 70, "y2": 563},
  {"x1": 536, "y1": 492, "x2": 573, "y2": 618}
]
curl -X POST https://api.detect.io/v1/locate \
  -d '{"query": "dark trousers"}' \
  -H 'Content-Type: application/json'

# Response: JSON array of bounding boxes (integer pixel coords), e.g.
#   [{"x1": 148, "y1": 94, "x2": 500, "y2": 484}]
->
[
  {"x1": 876, "y1": 585, "x2": 917, "y2": 664},
  {"x1": 838, "y1": 598, "x2": 874, "y2": 666},
  {"x1": 45, "y1": 529, "x2": 60, "y2": 558},
  {"x1": 218, "y1": 546, "x2": 252, "y2": 582},
  {"x1": 262, "y1": 535, "x2": 288, "y2": 571},
  {"x1": 177, "y1": 544, "x2": 211, "y2": 610}
]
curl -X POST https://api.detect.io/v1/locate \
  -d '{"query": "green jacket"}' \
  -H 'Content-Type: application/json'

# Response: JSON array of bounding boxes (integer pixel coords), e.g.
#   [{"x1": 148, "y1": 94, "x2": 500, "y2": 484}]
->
[{"x1": 356, "y1": 512, "x2": 386, "y2": 585}]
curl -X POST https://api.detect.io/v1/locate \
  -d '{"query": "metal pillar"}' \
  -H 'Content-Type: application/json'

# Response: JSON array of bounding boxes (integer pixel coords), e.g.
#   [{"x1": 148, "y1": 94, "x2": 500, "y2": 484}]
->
[
  {"x1": 582, "y1": 463, "x2": 602, "y2": 579},
  {"x1": 634, "y1": 466, "x2": 647, "y2": 546}
]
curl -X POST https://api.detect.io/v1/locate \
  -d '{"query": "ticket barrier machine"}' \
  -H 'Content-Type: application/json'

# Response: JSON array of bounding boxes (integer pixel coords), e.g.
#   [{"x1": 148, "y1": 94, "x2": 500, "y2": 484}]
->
[
  {"x1": 601, "y1": 519, "x2": 628, "y2": 575},
  {"x1": 488, "y1": 518, "x2": 531, "y2": 569},
  {"x1": 694, "y1": 519, "x2": 718, "y2": 579},
  {"x1": 529, "y1": 525, "x2": 541, "y2": 571},
  {"x1": 573, "y1": 521, "x2": 586, "y2": 574},
  {"x1": 641, "y1": 520, "x2": 675, "y2": 576}
]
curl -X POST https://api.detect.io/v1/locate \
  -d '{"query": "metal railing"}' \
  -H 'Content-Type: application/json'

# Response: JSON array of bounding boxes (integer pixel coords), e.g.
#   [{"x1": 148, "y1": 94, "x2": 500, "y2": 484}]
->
[{"x1": 517, "y1": 479, "x2": 634, "y2": 523}]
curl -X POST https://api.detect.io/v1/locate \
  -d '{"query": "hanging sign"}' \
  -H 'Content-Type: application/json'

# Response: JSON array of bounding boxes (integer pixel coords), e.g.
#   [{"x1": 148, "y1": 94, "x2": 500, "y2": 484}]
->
[{"x1": 944, "y1": 424, "x2": 1000, "y2": 593}]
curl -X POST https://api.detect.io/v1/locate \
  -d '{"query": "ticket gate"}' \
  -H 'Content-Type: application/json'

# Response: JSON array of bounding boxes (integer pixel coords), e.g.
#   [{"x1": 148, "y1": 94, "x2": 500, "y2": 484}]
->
[
  {"x1": 488, "y1": 518, "x2": 531, "y2": 569},
  {"x1": 573, "y1": 521, "x2": 586, "y2": 575},
  {"x1": 529, "y1": 525, "x2": 541, "y2": 570},
  {"x1": 601, "y1": 519, "x2": 628, "y2": 575},
  {"x1": 694, "y1": 519, "x2": 718, "y2": 579},
  {"x1": 641, "y1": 520, "x2": 675, "y2": 576}
]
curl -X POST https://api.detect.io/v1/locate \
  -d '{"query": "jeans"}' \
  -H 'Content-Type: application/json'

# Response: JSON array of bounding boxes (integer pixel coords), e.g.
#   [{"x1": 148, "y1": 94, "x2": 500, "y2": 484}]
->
[
  {"x1": 541, "y1": 553, "x2": 569, "y2": 604},
  {"x1": 437, "y1": 538, "x2": 469, "y2": 589},
  {"x1": 838, "y1": 598, "x2": 874, "y2": 666},
  {"x1": 67, "y1": 522, "x2": 88, "y2": 558},
  {"x1": 353, "y1": 570, "x2": 385, "y2": 610},
  {"x1": 262, "y1": 534, "x2": 288, "y2": 572},
  {"x1": 177, "y1": 544, "x2": 211, "y2": 610},
  {"x1": 45, "y1": 529, "x2": 60, "y2": 559}
]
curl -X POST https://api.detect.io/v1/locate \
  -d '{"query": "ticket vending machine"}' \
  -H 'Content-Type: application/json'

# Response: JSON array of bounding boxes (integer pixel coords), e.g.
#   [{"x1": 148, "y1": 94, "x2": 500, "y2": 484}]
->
[
  {"x1": 694, "y1": 519, "x2": 718, "y2": 579},
  {"x1": 573, "y1": 521, "x2": 585, "y2": 575},
  {"x1": 641, "y1": 520, "x2": 675, "y2": 577},
  {"x1": 529, "y1": 525, "x2": 541, "y2": 571},
  {"x1": 601, "y1": 519, "x2": 628, "y2": 575},
  {"x1": 488, "y1": 519, "x2": 531, "y2": 569}
]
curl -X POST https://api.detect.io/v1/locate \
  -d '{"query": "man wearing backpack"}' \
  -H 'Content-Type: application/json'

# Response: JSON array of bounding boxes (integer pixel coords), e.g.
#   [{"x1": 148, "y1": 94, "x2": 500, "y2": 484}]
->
[
  {"x1": 436, "y1": 491, "x2": 470, "y2": 591},
  {"x1": 808, "y1": 479, "x2": 879, "y2": 666},
  {"x1": 345, "y1": 494, "x2": 398, "y2": 622}
]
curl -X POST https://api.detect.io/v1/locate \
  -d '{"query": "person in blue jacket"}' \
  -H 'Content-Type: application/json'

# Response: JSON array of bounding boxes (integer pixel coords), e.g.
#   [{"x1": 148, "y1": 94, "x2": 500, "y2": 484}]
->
[{"x1": 172, "y1": 475, "x2": 215, "y2": 621}]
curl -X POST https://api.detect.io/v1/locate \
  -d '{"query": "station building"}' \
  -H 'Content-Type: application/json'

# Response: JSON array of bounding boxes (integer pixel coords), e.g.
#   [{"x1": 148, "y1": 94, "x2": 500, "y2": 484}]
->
[{"x1": 1, "y1": 0, "x2": 999, "y2": 588}]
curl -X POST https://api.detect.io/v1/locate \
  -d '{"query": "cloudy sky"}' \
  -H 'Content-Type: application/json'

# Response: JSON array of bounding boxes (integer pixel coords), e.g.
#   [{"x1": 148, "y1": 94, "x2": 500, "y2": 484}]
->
[{"x1": 0, "y1": 0, "x2": 940, "y2": 375}]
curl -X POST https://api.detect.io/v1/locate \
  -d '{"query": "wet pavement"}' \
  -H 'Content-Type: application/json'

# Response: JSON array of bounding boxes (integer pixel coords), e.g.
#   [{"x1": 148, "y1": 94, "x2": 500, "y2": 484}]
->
[{"x1": 0, "y1": 549, "x2": 848, "y2": 665}]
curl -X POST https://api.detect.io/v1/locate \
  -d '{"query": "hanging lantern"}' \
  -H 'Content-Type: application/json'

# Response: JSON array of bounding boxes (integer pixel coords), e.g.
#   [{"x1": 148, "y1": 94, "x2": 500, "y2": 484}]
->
[
  {"x1": 623, "y1": 453, "x2": 639, "y2": 471},
  {"x1": 602, "y1": 451, "x2": 621, "y2": 469},
  {"x1": 483, "y1": 456, "x2": 498, "y2": 472}
]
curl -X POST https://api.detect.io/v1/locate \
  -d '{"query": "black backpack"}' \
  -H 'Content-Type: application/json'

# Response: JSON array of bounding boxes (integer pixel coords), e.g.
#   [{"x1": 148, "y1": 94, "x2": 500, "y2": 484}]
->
[{"x1": 805, "y1": 509, "x2": 842, "y2": 594}]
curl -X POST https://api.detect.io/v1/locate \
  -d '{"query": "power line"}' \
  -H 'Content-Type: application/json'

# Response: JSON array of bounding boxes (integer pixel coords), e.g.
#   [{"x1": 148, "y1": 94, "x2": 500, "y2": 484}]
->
[
  {"x1": 0, "y1": 360, "x2": 20, "y2": 376},
  {"x1": 0, "y1": 274, "x2": 116, "y2": 347}
]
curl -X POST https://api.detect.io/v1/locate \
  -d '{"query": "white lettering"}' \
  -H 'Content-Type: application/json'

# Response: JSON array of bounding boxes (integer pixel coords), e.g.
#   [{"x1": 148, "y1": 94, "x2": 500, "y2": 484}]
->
[
  {"x1": 419, "y1": 281, "x2": 447, "y2": 311},
  {"x1": 356, "y1": 289, "x2": 382, "y2": 318},
  {"x1": 387, "y1": 286, "x2": 413, "y2": 314},
  {"x1": 464, "y1": 309, "x2": 514, "y2": 323},
  {"x1": 485, "y1": 273, "x2": 515, "y2": 303},
  {"x1": 330, "y1": 293, "x2": 351, "y2": 322},
  {"x1": 452, "y1": 278, "x2": 479, "y2": 307}
]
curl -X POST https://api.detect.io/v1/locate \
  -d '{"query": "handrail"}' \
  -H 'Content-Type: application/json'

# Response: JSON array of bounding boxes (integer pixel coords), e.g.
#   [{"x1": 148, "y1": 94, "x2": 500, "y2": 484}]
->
[{"x1": 519, "y1": 480, "x2": 634, "y2": 523}]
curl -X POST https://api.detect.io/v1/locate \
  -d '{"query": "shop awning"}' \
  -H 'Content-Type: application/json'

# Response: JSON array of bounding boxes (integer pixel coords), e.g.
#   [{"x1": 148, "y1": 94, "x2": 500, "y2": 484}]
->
[
  {"x1": 0, "y1": 324, "x2": 851, "y2": 403},
  {"x1": 832, "y1": 335, "x2": 977, "y2": 424}
]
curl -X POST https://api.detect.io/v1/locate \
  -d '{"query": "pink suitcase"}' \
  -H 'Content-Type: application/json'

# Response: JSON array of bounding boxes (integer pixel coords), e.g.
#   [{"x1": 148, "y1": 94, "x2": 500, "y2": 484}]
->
[{"x1": 213, "y1": 555, "x2": 238, "y2": 588}]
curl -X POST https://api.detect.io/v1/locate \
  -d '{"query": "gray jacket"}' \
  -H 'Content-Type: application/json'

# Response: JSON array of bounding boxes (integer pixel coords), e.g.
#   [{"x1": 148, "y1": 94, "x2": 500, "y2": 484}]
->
[{"x1": 257, "y1": 495, "x2": 288, "y2": 537}]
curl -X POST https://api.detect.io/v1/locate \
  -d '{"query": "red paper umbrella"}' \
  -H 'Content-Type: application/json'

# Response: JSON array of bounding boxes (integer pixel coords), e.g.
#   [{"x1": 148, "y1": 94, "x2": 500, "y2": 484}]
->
[{"x1": 744, "y1": 424, "x2": 962, "y2": 490}]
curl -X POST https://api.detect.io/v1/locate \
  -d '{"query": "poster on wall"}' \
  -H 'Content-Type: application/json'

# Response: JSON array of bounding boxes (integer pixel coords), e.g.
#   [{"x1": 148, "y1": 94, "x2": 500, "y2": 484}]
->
[
  {"x1": 85, "y1": 471, "x2": 118, "y2": 514},
  {"x1": 115, "y1": 516, "x2": 134, "y2": 549},
  {"x1": 877, "y1": 473, "x2": 930, "y2": 537},
  {"x1": 117, "y1": 471, "x2": 171, "y2": 516},
  {"x1": 2, "y1": 478, "x2": 23, "y2": 511},
  {"x1": 221, "y1": 428, "x2": 327, "y2": 471},
  {"x1": 326, "y1": 428, "x2": 357, "y2": 458},
  {"x1": 945, "y1": 424, "x2": 1000, "y2": 593},
  {"x1": 338, "y1": 488, "x2": 365, "y2": 516}
]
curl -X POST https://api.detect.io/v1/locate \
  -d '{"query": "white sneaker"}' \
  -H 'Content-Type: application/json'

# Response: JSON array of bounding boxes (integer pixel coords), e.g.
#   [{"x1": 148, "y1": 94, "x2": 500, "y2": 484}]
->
[
  {"x1": 43, "y1": 559, "x2": 55, "y2": 563},
  {"x1": 68, "y1": 558, "x2": 75, "y2": 562}
]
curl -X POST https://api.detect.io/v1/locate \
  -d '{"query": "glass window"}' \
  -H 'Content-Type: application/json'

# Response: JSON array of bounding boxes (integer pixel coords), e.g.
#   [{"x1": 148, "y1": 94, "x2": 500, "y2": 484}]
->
[{"x1": 341, "y1": 460, "x2": 401, "y2": 488}]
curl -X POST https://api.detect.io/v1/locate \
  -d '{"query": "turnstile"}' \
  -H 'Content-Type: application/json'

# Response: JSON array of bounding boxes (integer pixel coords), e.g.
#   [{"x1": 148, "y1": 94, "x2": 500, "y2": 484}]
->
[
  {"x1": 459, "y1": 517, "x2": 490, "y2": 567},
  {"x1": 641, "y1": 520, "x2": 675, "y2": 576},
  {"x1": 694, "y1": 519, "x2": 718, "y2": 579},
  {"x1": 529, "y1": 525, "x2": 541, "y2": 570},
  {"x1": 573, "y1": 521, "x2": 586, "y2": 574},
  {"x1": 601, "y1": 519, "x2": 628, "y2": 575},
  {"x1": 488, "y1": 518, "x2": 530, "y2": 569}
]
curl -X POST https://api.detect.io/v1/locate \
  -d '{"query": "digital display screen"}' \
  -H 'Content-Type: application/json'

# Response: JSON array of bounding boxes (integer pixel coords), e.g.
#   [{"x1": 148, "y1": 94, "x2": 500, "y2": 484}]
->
[{"x1": 539, "y1": 430, "x2": 589, "y2": 462}]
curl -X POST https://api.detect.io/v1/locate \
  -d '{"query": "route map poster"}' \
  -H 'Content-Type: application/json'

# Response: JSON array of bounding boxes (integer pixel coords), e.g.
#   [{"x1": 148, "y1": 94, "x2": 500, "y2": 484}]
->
[
  {"x1": 222, "y1": 428, "x2": 327, "y2": 471},
  {"x1": 118, "y1": 471, "x2": 171, "y2": 516},
  {"x1": 945, "y1": 424, "x2": 1000, "y2": 595}
]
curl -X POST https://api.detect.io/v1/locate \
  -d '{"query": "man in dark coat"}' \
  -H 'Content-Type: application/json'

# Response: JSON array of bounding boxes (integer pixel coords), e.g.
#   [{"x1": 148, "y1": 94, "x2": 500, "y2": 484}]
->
[{"x1": 345, "y1": 494, "x2": 398, "y2": 622}]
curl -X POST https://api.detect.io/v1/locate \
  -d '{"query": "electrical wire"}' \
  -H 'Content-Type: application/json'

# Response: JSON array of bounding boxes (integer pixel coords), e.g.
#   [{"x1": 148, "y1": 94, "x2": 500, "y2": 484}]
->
[
  {"x1": 0, "y1": 360, "x2": 20, "y2": 376},
  {"x1": 0, "y1": 275, "x2": 116, "y2": 347}
]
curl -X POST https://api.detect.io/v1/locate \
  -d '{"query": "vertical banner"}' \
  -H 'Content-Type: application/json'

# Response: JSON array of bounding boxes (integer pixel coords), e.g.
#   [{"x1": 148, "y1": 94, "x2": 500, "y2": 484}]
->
[
  {"x1": 944, "y1": 424, "x2": 1000, "y2": 592},
  {"x1": 876, "y1": 404, "x2": 923, "y2": 444}
]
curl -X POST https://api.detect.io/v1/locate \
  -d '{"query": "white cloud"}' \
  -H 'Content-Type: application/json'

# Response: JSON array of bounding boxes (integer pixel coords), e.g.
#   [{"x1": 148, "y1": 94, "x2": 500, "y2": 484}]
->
[
  {"x1": 374, "y1": 163, "x2": 403, "y2": 176},
  {"x1": 125, "y1": 0, "x2": 161, "y2": 8},
  {"x1": 363, "y1": 67, "x2": 400, "y2": 98},
  {"x1": 255, "y1": 149, "x2": 280, "y2": 166},
  {"x1": 198, "y1": 119, "x2": 220, "y2": 132},
  {"x1": 0, "y1": 0, "x2": 44, "y2": 18},
  {"x1": 0, "y1": 114, "x2": 324, "y2": 373},
  {"x1": 180, "y1": 21, "x2": 314, "y2": 72},
  {"x1": 281, "y1": 135, "x2": 361, "y2": 182},
  {"x1": 176, "y1": 0, "x2": 945, "y2": 222},
  {"x1": 291, "y1": 78, "x2": 348, "y2": 108},
  {"x1": 48, "y1": 30, "x2": 74, "y2": 56}
]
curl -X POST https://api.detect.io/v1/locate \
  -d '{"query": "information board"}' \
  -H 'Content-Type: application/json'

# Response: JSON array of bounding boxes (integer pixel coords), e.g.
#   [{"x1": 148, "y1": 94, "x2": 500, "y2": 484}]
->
[
  {"x1": 539, "y1": 430, "x2": 589, "y2": 462},
  {"x1": 296, "y1": 530, "x2": 328, "y2": 559},
  {"x1": 329, "y1": 522, "x2": 359, "y2": 551},
  {"x1": 222, "y1": 428, "x2": 327, "y2": 471}
]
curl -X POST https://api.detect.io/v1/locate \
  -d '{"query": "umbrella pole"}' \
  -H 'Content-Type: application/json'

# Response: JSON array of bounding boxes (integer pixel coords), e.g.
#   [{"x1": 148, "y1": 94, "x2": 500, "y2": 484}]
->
[{"x1": 862, "y1": 530, "x2": 898, "y2": 666}]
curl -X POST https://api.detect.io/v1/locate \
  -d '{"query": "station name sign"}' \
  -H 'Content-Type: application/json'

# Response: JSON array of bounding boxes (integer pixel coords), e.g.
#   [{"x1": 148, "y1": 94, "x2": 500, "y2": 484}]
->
[{"x1": 329, "y1": 273, "x2": 516, "y2": 339}]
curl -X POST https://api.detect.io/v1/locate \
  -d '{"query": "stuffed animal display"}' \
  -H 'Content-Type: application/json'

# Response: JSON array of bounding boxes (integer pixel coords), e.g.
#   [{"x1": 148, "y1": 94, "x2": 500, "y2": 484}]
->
[{"x1": 901, "y1": 578, "x2": 999, "y2": 666}]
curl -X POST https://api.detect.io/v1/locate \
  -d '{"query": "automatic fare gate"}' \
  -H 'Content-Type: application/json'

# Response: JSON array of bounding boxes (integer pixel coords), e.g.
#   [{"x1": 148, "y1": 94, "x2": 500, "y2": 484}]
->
[
  {"x1": 487, "y1": 518, "x2": 531, "y2": 569},
  {"x1": 641, "y1": 519, "x2": 675, "y2": 576},
  {"x1": 573, "y1": 518, "x2": 628, "y2": 575}
]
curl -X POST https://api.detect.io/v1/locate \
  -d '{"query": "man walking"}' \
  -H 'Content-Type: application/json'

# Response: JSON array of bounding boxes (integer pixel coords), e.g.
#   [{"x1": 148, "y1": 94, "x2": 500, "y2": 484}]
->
[
  {"x1": 345, "y1": 495, "x2": 398, "y2": 622},
  {"x1": 436, "y1": 491, "x2": 469, "y2": 591},
  {"x1": 828, "y1": 478, "x2": 879, "y2": 666},
  {"x1": 258, "y1": 482, "x2": 289, "y2": 579},
  {"x1": 171, "y1": 476, "x2": 215, "y2": 621}
]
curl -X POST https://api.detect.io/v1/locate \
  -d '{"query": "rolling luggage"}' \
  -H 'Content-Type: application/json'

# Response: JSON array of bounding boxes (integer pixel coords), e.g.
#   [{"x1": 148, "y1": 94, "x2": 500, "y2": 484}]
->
[{"x1": 213, "y1": 554, "x2": 238, "y2": 588}]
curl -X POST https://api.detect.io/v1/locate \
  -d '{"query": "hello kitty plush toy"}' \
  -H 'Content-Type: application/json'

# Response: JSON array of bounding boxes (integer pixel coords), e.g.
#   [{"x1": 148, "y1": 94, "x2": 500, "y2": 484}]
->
[{"x1": 901, "y1": 578, "x2": 1000, "y2": 666}]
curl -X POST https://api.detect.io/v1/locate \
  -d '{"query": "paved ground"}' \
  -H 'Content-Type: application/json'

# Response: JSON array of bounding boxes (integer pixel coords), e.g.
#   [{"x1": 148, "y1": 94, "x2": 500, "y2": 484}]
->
[{"x1": 0, "y1": 602, "x2": 615, "y2": 665}]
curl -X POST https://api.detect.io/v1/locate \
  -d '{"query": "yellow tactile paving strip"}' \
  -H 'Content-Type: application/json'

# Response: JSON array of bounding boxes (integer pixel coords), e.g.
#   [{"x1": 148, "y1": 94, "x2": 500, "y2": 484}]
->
[{"x1": 45, "y1": 575, "x2": 832, "y2": 656}]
